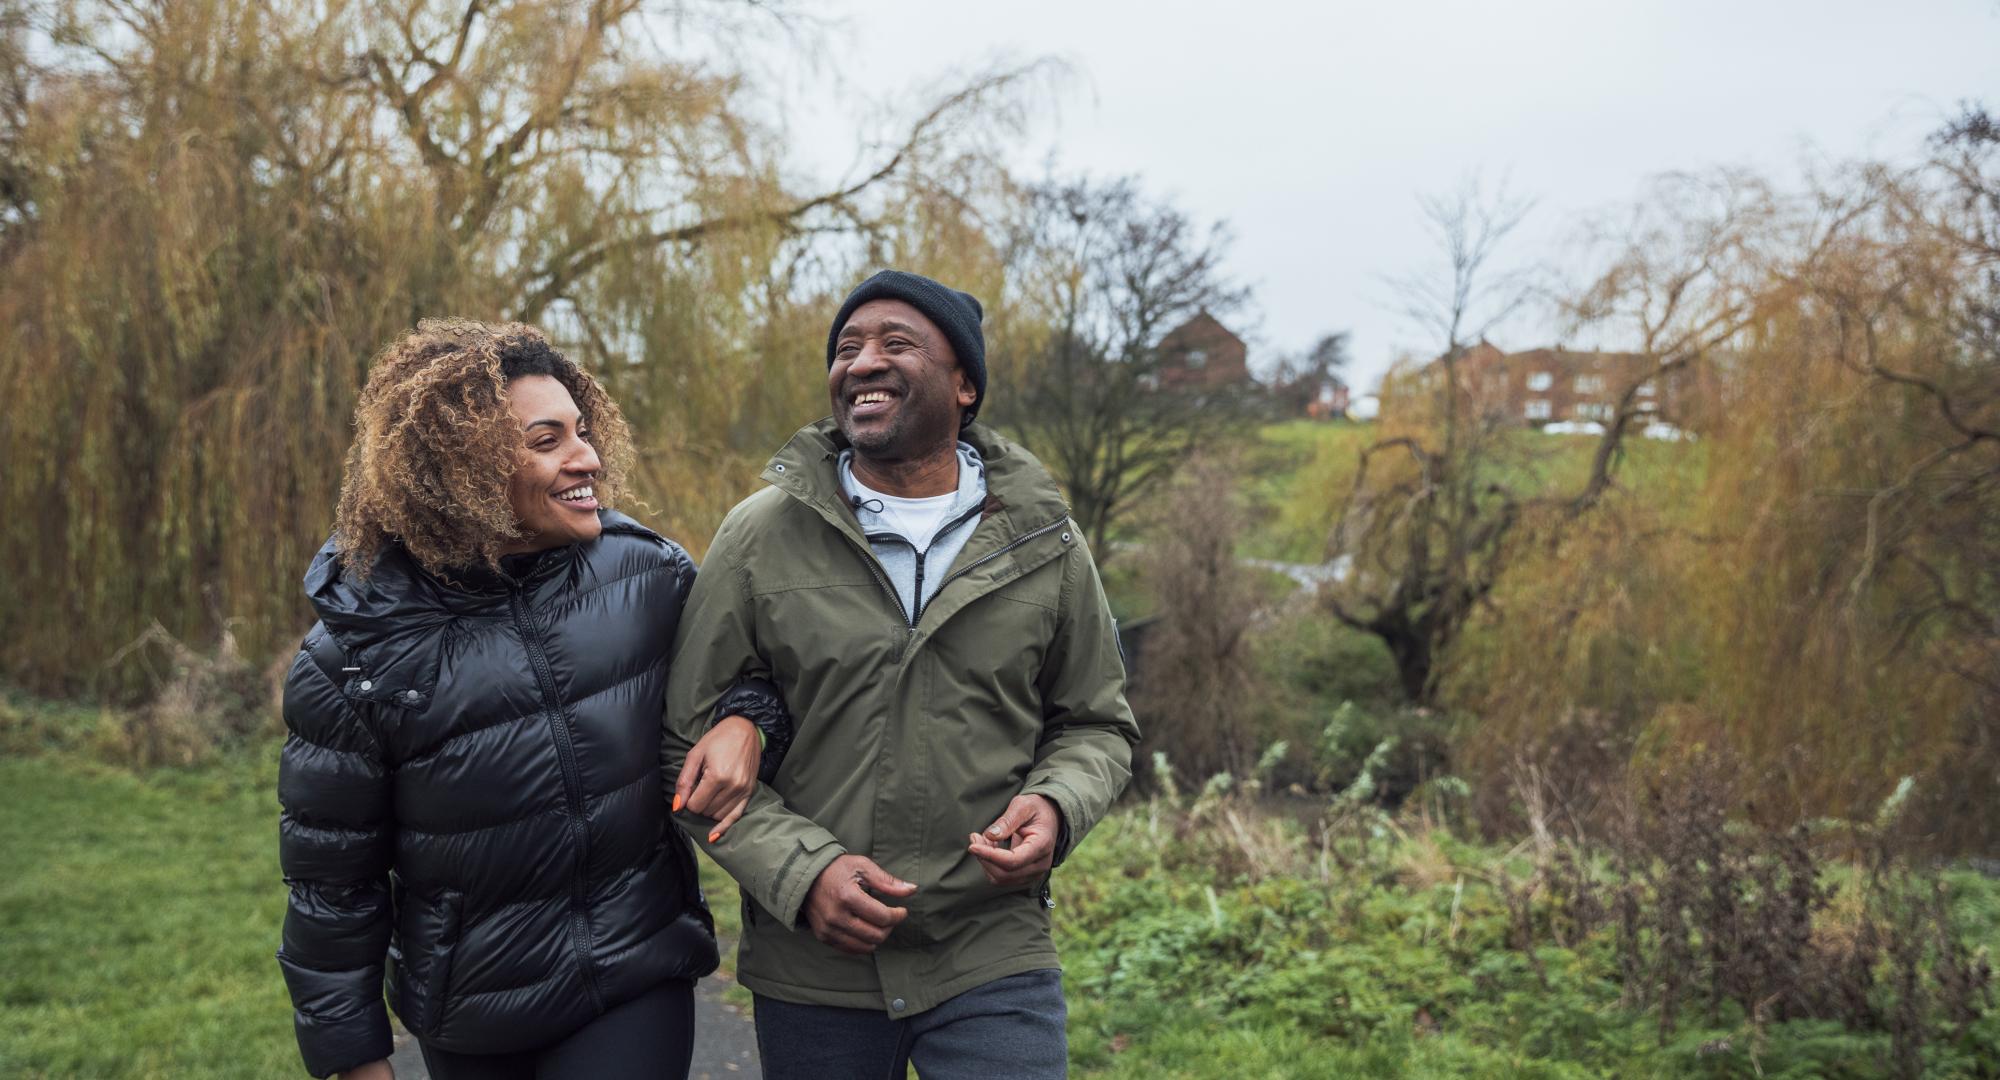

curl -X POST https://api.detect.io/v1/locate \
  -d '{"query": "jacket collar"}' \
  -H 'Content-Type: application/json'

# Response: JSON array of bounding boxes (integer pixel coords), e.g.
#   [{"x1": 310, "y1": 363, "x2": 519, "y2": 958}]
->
[
  {"x1": 762, "y1": 419, "x2": 1070, "y2": 545},
  {"x1": 303, "y1": 511, "x2": 654, "y2": 710}
]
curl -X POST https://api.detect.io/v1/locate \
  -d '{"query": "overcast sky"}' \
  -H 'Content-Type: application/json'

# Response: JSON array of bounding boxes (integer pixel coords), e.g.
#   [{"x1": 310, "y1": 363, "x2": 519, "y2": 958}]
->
[{"x1": 747, "y1": 0, "x2": 2000, "y2": 391}]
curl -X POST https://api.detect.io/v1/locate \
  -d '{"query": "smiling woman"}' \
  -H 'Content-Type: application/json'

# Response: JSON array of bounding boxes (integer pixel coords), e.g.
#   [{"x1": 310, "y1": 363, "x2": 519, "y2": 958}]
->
[
  {"x1": 275, "y1": 319, "x2": 793, "y2": 1080},
  {"x1": 501, "y1": 373, "x2": 608, "y2": 554},
  {"x1": 332, "y1": 319, "x2": 633, "y2": 578}
]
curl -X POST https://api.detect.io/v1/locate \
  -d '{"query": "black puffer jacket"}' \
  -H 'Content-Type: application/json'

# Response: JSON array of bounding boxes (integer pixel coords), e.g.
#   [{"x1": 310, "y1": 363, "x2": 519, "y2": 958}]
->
[{"x1": 276, "y1": 512, "x2": 778, "y2": 1077}]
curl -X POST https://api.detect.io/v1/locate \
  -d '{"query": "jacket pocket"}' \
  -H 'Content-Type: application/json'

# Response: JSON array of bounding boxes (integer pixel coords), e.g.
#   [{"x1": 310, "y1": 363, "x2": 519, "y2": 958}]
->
[{"x1": 421, "y1": 890, "x2": 463, "y2": 1037}]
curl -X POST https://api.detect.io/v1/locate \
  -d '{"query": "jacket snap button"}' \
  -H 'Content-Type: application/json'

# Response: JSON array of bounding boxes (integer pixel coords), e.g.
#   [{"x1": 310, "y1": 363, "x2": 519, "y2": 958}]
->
[
  {"x1": 891, "y1": 998, "x2": 906, "y2": 1012},
  {"x1": 1060, "y1": 532, "x2": 1072, "y2": 543},
  {"x1": 773, "y1": 463, "x2": 786, "y2": 472},
  {"x1": 358, "y1": 679, "x2": 373, "y2": 691},
  {"x1": 403, "y1": 690, "x2": 421, "y2": 705}
]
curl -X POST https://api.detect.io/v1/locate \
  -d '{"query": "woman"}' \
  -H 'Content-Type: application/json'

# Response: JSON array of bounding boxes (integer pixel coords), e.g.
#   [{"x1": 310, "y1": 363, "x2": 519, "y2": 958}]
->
[{"x1": 276, "y1": 319, "x2": 788, "y2": 1080}]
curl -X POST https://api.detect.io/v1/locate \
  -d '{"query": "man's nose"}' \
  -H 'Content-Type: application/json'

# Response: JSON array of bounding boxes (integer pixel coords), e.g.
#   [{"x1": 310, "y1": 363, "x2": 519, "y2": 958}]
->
[{"x1": 847, "y1": 341, "x2": 890, "y2": 375}]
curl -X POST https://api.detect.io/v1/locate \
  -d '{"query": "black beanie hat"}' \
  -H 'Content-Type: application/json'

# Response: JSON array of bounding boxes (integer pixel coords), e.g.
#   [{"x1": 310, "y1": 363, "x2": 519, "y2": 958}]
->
[{"x1": 826, "y1": 269, "x2": 987, "y2": 425}]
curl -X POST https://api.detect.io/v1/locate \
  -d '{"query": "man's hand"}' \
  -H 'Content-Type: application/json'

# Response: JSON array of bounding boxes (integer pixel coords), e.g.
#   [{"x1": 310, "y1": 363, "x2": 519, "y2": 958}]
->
[
  {"x1": 803, "y1": 854, "x2": 916, "y2": 955},
  {"x1": 967, "y1": 794, "x2": 1061, "y2": 887},
  {"x1": 337, "y1": 1061, "x2": 393, "y2": 1080},
  {"x1": 675, "y1": 715, "x2": 762, "y2": 842}
]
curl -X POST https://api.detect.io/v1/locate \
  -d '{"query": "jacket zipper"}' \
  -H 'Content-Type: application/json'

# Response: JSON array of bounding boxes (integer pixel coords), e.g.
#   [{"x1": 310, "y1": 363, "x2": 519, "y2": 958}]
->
[
  {"x1": 932, "y1": 516, "x2": 1069, "y2": 596},
  {"x1": 856, "y1": 499, "x2": 991, "y2": 627},
  {"x1": 508, "y1": 588, "x2": 606, "y2": 1015}
]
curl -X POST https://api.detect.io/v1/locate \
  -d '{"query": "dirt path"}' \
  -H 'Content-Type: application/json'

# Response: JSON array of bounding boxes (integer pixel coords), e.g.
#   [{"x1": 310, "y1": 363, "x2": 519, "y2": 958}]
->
[{"x1": 385, "y1": 964, "x2": 762, "y2": 1078}]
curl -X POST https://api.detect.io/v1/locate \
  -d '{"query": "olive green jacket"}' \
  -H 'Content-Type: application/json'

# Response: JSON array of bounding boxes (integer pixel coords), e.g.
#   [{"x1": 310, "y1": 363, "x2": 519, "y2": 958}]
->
[{"x1": 663, "y1": 419, "x2": 1139, "y2": 1014}]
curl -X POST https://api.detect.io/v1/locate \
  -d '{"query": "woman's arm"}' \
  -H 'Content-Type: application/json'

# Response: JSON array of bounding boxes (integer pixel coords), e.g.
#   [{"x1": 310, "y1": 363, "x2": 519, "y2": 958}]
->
[
  {"x1": 276, "y1": 629, "x2": 397, "y2": 1079},
  {"x1": 676, "y1": 678, "x2": 796, "y2": 841}
]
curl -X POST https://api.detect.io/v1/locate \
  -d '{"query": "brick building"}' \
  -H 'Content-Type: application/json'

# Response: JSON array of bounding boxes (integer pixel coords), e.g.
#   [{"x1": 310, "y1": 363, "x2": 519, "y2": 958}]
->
[
  {"x1": 1424, "y1": 341, "x2": 1713, "y2": 429},
  {"x1": 1156, "y1": 311, "x2": 1250, "y2": 389}
]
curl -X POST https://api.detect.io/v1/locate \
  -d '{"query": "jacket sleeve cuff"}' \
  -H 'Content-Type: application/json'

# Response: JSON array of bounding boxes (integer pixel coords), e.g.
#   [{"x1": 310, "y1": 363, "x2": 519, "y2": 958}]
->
[
  {"x1": 769, "y1": 833, "x2": 847, "y2": 929},
  {"x1": 1019, "y1": 780, "x2": 1084, "y2": 867},
  {"x1": 711, "y1": 678, "x2": 795, "y2": 783},
  {"x1": 292, "y1": 997, "x2": 392, "y2": 1078}
]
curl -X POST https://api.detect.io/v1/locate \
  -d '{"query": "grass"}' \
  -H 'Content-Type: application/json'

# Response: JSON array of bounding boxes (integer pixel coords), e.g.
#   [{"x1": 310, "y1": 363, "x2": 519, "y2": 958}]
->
[
  {"x1": 5, "y1": 734, "x2": 1996, "y2": 1078},
  {"x1": 0, "y1": 744, "x2": 298, "y2": 1078},
  {"x1": 1054, "y1": 806, "x2": 2000, "y2": 1080},
  {"x1": 1238, "y1": 419, "x2": 1708, "y2": 565}
]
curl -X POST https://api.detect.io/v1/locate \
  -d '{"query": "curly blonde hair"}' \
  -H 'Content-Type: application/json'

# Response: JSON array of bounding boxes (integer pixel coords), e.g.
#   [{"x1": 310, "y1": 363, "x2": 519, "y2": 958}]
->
[{"x1": 333, "y1": 318, "x2": 633, "y2": 577}]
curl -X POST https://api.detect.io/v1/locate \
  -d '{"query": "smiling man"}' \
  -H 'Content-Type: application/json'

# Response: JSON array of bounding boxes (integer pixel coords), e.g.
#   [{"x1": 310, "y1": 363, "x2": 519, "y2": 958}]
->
[{"x1": 662, "y1": 270, "x2": 1140, "y2": 1078}]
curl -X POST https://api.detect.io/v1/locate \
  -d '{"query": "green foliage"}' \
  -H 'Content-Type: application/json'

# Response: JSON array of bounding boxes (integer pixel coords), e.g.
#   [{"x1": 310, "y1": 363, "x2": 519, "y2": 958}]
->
[
  {"x1": 4, "y1": 731, "x2": 1993, "y2": 1078},
  {"x1": 0, "y1": 748, "x2": 296, "y2": 1078},
  {"x1": 1056, "y1": 790, "x2": 1999, "y2": 1079}
]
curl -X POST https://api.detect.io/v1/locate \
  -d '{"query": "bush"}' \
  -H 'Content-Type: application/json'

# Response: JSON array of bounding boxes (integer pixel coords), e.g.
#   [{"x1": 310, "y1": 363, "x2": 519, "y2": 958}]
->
[
  {"x1": 1129, "y1": 458, "x2": 1266, "y2": 782},
  {"x1": 2, "y1": 629, "x2": 279, "y2": 770},
  {"x1": 1054, "y1": 752, "x2": 1998, "y2": 1078}
]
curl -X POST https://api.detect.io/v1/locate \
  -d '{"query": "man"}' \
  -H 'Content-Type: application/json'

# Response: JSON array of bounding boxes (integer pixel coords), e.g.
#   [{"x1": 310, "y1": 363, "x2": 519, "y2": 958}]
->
[{"x1": 663, "y1": 269, "x2": 1139, "y2": 1078}]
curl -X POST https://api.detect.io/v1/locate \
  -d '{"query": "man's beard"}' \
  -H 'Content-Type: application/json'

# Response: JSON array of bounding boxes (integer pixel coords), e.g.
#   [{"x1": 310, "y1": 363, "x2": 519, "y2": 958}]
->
[{"x1": 839, "y1": 391, "x2": 954, "y2": 462}]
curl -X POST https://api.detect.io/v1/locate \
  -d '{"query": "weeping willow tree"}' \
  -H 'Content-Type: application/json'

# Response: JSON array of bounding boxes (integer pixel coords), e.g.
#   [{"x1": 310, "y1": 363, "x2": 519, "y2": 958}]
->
[
  {"x1": 1448, "y1": 148, "x2": 2000, "y2": 853},
  {"x1": 0, "y1": 0, "x2": 1047, "y2": 698}
]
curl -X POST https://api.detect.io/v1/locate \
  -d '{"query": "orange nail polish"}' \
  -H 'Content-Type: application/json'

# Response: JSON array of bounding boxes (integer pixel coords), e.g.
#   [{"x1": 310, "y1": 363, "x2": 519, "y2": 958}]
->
[
  {"x1": 708, "y1": 831, "x2": 720, "y2": 843},
  {"x1": 672, "y1": 794, "x2": 683, "y2": 812}
]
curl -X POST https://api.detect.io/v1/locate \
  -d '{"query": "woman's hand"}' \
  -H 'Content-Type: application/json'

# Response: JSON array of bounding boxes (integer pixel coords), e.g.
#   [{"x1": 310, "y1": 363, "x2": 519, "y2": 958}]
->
[
  {"x1": 338, "y1": 1061, "x2": 393, "y2": 1080},
  {"x1": 675, "y1": 715, "x2": 762, "y2": 842}
]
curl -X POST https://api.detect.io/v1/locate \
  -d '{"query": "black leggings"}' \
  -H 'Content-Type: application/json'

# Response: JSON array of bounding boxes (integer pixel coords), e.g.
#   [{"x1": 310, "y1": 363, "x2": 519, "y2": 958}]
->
[{"x1": 418, "y1": 980, "x2": 696, "y2": 1080}]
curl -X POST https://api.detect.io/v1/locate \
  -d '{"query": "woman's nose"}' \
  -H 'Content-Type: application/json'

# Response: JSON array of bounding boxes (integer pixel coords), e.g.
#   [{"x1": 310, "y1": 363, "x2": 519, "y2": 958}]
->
[{"x1": 572, "y1": 438, "x2": 602, "y2": 475}]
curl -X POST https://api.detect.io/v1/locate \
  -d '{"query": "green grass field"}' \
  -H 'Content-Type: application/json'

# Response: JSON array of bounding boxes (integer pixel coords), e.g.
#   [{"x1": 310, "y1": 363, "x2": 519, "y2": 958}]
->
[
  {"x1": 9, "y1": 738, "x2": 1997, "y2": 1079},
  {"x1": 0, "y1": 746, "x2": 298, "y2": 1078}
]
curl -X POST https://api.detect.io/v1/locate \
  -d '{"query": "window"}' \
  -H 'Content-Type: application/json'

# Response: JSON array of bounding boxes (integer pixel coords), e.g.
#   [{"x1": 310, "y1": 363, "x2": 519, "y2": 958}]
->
[
  {"x1": 1577, "y1": 402, "x2": 1613, "y2": 421},
  {"x1": 1575, "y1": 374, "x2": 1605, "y2": 394},
  {"x1": 1637, "y1": 382, "x2": 1657, "y2": 398},
  {"x1": 1185, "y1": 348, "x2": 1208, "y2": 369},
  {"x1": 1527, "y1": 371, "x2": 1553, "y2": 391},
  {"x1": 1524, "y1": 399, "x2": 1552, "y2": 420}
]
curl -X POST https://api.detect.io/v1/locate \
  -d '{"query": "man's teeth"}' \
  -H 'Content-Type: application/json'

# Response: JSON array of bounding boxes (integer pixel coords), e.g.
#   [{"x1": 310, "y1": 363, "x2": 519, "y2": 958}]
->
[
  {"x1": 557, "y1": 485, "x2": 594, "y2": 502},
  {"x1": 855, "y1": 391, "x2": 891, "y2": 406}
]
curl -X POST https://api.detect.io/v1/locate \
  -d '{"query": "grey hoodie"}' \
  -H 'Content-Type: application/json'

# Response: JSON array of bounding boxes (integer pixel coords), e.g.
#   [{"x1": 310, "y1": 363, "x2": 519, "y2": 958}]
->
[{"x1": 837, "y1": 441, "x2": 988, "y2": 622}]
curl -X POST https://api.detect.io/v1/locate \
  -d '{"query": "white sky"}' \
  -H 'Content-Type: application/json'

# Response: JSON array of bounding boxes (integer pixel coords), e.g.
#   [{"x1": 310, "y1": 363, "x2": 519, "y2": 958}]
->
[{"x1": 741, "y1": 0, "x2": 2000, "y2": 391}]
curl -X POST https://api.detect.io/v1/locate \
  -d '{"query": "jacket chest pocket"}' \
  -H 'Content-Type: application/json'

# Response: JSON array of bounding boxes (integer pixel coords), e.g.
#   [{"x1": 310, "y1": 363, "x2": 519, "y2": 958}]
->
[{"x1": 754, "y1": 583, "x2": 906, "y2": 688}]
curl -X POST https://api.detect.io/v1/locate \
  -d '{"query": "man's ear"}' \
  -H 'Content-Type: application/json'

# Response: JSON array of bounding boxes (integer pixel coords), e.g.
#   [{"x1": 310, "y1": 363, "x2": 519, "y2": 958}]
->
[{"x1": 955, "y1": 368, "x2": 977, "y2": 409}]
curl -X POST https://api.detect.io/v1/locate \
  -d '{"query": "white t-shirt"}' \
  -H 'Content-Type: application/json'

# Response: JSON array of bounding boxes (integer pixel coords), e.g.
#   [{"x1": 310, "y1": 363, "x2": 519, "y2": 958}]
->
[{"x1": 845, "y1": 478, "x2": 960, "y2": 553}]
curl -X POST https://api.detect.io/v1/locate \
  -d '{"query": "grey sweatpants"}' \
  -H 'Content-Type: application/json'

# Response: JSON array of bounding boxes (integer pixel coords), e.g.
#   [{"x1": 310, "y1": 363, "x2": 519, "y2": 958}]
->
[{"x1": 752, "y1": 968, "x2": 1067, "y2": 1080}]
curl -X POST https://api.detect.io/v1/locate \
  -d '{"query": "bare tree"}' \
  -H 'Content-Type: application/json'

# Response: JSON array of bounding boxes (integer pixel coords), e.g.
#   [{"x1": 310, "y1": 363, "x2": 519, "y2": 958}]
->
[
  {"x1": 1328, "y1": 172, "x2": 1799, "y2": 704},
  {"x1": 1129, "y1": 456, "x2": 1263, "y2": 781},
  {"x1": 990, "y1": 176, "x2": 1249, "y2": 554},
  {"x1": 1266, "y1": 331, "x2": 1351, "y2": 416},
  {"x1": 1324, "y1": 177, "x2": 1536, "y2": 703}
]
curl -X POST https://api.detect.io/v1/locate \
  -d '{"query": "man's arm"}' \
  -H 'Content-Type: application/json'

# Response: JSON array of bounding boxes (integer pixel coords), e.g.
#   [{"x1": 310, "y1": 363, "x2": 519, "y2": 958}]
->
[
  {"x1": 662, "y1": 519, "x2": 847, "y2": 926},
  {"x1": 1018, "y1": 532, "x2": 1141, "y2": 865}
]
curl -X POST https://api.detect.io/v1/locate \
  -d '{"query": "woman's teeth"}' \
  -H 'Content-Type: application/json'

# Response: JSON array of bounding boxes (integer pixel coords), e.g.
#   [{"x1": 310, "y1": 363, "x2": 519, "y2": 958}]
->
[{"x1": 556, "y1": 485, "x2": 594, "y2": 503}]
